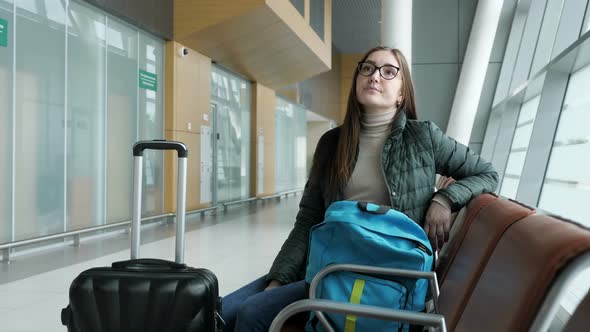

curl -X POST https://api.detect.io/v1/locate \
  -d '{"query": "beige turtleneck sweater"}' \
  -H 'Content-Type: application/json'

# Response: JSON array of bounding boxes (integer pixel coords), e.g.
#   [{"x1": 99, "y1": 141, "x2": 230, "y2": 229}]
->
[
  {"x1": 343, "y1": 110, "x2": 396, "y2": 206},
  {"x1": 343, "y1": 110, "x2": 452, "y2": 210}
]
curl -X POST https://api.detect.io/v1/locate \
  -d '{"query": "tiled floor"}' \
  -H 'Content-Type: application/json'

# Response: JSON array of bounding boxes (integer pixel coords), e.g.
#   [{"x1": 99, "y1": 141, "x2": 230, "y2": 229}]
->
[{"x1": 0, "y1": 196, "x2": 300, "y2": 332}]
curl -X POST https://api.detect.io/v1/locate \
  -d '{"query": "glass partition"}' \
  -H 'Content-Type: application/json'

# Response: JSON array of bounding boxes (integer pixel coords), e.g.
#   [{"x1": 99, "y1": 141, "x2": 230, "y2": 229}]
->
[
  {"x1": 211, "y1": 66, "x2": 251, "y2": 202},
  {"x1": 0, "y1": 0, "x2": 165, "y2": 244},
  {"x1": 67, "y1": 1, "x2": 105, "y2": 230},
  {"x1": 106, "y1": 18, "x2": 137, "y2": 223},
  {"x1": 275, "y1": 97, "x2": 307, "y2": 193},
  {"x1": 0, "y1": 0, "x2": 13, "y2": 243},
  {"x1": 14, "y1": 0, "x2": 66, "y2": 240},
  {"x1": 138, "y1": 33, "x2": 164, "y2": 216}
]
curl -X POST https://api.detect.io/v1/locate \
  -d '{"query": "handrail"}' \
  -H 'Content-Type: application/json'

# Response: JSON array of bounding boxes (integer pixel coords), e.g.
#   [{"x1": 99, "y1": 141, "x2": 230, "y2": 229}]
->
[
  {"x1": 0, "y1": 206, "x2": 219, "y2": 262},
  {"x1": 222, "y1": 197, "x2": 259, "y2": 211},
  {"x1": 258, "y1": 193, "x2": 281, "y2": 200},
  {"x1": 1, "y1": 189, "x2": 304, "y2": 262},
  {"x1": 259, "y1": 188, "x2": 304, "y2": 201},
  {"x1": 221, "y1": 189, "x2": 303, "y2": 210},
  {"x1": 0, "y1": 213, "x2": 172, "y2": 251},
  {"x1": 187, "y1": 206, "x2": 219, "y2": 215},
  {"x1": 279, "y1": 188, "x2": 303, "y2": 196}
]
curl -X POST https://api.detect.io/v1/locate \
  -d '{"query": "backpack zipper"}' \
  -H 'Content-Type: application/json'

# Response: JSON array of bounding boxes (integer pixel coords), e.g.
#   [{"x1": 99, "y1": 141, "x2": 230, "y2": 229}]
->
[{"x1": 416, "y1": 242, "x2": 433, "y2": 256}]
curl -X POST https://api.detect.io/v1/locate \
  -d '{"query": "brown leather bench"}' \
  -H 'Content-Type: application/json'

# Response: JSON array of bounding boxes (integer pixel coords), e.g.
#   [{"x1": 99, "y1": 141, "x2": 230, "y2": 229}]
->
[
  {"x1": 436, "y1": 193, "x2": 498, "y2": 283},
  {"x1": 436, "y1": 194, "x2": 535, "y2": 331},
  {"x1": 454, "y1": 214, "x2": 590, "y2": 331}
]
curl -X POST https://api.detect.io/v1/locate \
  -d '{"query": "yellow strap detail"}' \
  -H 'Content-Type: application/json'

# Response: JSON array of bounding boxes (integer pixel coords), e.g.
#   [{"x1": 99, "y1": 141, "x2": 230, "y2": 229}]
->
[{"x1": 344, "y1": 279, "x2": 366, "y2": 332}]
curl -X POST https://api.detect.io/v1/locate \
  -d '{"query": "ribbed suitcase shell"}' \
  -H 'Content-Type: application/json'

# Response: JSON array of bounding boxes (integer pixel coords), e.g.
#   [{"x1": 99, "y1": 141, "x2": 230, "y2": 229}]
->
[{"x1": 63, "y1": 263, "x2": 220, "y2": 332}]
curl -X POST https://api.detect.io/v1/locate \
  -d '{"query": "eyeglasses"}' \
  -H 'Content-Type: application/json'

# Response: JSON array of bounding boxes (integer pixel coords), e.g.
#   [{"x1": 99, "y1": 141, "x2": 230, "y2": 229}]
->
[{"x1": 357, "y1": 62, "x2": 400, "y2": 80}]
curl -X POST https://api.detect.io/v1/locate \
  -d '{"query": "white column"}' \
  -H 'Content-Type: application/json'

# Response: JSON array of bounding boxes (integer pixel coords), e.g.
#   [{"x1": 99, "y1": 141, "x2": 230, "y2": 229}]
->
[
  {"x1": 381, "y1": 0, "x2": 412, "y2": 66},
  {"x1": 446, "y1": 0, "x2": 503, "y2": 145}
]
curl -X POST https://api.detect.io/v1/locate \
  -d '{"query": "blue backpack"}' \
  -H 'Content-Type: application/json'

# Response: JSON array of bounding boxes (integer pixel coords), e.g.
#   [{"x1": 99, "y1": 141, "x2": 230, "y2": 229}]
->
[{"x1": 305, "y1": 201, "x2": 434, "y2": 332}]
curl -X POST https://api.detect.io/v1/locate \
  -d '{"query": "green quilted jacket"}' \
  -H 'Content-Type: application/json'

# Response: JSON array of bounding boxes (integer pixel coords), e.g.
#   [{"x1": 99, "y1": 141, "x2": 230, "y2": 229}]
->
[{"x1": 267, "y1": 112, "x2": 498, "y2": 285}]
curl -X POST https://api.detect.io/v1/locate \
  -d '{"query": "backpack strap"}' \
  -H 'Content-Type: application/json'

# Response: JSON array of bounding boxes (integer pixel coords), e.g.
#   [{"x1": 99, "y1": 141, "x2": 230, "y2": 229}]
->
[{"x1": 343, "y1": 278, "x2": 367, "y2": 332}]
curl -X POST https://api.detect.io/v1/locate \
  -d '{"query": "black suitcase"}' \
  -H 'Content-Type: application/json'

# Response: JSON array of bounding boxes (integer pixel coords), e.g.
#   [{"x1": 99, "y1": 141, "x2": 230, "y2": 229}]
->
[{"x1": 61, "y1": 140, "x2": 222, "y2": 332}]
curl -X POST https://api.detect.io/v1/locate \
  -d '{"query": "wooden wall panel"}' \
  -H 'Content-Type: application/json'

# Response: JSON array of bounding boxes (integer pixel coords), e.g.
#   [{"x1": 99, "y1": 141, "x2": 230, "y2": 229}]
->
[
  {"x1": 165, "y1": 41, "x2": 211, "y2": 134},
  {"x1": 303, "y1": 49, "x2": 342, "y2": 123},
  {"x1": 174, "y1": 1, "x2": 331, "y2": 89},
  {"x1": 250, "y1": 83, "x2": 276, "y2": 197},
  {"x1": 164, "y1": 41, "x2": 212, "y2": 213},
  {"x1": 174, "y1": 0, "x2": 264, "y2": 40},
  {"x1": 266, "y1": 0, "x2": 330, "y2": 64},
  {"x1": 165, "y1": 43, "x2": 177, "y2": 132},
  {"x1": 163, "y1": 130, "x2": 203, "y2": 213}
]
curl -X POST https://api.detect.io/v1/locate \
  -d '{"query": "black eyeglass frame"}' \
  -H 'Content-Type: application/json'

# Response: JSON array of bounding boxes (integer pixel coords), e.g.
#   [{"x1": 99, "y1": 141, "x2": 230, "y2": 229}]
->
[{"x1": 357, "y1": 61, "x2": 400, "y2": 80}]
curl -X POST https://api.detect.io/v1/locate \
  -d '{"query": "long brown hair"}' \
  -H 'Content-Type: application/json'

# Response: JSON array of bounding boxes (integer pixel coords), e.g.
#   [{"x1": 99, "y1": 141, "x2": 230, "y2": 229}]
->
[{"x1": 326, "y1": 46, "x2": 418, "y2": 196}]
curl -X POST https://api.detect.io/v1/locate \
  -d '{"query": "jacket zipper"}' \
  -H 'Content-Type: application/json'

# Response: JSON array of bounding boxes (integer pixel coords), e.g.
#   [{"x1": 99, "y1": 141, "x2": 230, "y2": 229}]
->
[{"x1": 380, "y1": 135, "x2": 395, "y2": 207}]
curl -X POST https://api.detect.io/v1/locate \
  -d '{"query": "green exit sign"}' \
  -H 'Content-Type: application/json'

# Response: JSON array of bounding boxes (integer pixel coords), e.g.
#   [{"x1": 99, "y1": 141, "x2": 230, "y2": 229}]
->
[
  {"x1": 0, "y1": 18, "x2": 7, "y2": 47},
  {"x1": 139, "y1": 70, "x2": 157, "y2": 92}
]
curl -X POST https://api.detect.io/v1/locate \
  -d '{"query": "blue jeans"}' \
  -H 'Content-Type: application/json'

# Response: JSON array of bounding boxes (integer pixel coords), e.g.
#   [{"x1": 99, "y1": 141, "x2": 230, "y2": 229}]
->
[{"x1": 222, "y1": 276, "x2": 308, "y2": 332}]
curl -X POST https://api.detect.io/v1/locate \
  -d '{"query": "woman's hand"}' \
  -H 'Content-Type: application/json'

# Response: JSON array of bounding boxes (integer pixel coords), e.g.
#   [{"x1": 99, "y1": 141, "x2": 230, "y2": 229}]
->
[
  {"x1": 264, "y1": 280, "x2": 282, "y2": 291},
  {"x1": 423, "y1": 200, "x2": 452, "y2": 250}
]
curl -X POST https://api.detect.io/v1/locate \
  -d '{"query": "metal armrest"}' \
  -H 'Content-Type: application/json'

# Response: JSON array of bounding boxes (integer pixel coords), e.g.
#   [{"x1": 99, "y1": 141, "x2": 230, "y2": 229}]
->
[
  {"x1": 269, "y1": 299, "x2": 447, "y2": 332},
  {"x1": 308, "y1": 263, "x2": 441, "y2": 331}
]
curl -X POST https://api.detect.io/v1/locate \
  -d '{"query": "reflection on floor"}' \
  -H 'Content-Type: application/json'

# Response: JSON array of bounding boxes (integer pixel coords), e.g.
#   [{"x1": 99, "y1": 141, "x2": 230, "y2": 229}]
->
[{"x1": 0, "y1": 196, "x2": 300, "y2": 332}]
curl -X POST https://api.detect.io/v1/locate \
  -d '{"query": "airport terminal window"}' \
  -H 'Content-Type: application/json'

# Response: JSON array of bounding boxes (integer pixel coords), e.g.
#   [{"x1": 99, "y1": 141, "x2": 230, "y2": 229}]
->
[
  {"x1": 310, "y1": 0, "x2": 324, "y2": 41},
  {"x1": 509, "y1": 0, "x2": 551, "y2": 92},
  {"x1": 499, "y1": 96, "x2": 540, "y2": 199},
  {"x1": 529, "y1": 0, "x2": 564, "y2": 76},
  {"x1": 493, "y1": 1, "x2": 530, "y2": 106},
  {"x1": 585, "y1": 5, "x2": 590, "y2": 33},
  {"x1": 290, "y1": 0, "x2": 304, "y2": 17},
  {"x1": 45, "y1": 0, "x2": 65, "y2": 24},
  {"x1": 538, "y1": 64, "x2": 590, "y2": 226},
  {"x1": 480, "y1": 113, "x2": 499, "y2": 162},
  {"x1": 17, "y1": 0, "x2": 36, "y2": 15},
  {"x1": 275, "y1": 97, "x2": 307, "y2": 193},
  {"x1": 541, "y1": 63, "x2": 590, "y2": 315},
  {"x1": 0, "y1": 0, "x2": 12, "y2": 243},
  {"x1": 211, "y1": 66, "x2": 251, "y2": 202}
]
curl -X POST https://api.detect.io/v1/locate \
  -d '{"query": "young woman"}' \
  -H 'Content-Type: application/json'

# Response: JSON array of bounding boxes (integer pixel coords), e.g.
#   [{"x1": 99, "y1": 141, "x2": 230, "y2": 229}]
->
[{"x1": 222, "y1": 46, "x2": 498, "y2": 332}]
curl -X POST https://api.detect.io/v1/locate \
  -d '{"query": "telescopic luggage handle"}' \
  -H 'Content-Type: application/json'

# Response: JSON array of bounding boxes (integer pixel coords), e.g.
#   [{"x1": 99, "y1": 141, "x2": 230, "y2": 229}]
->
[
  {"x1": 133, "y1": 140, "x2": 188, "y2": 158},
  {"x1": 132, "y1": 140, "x2": 188, "y2": 264}
]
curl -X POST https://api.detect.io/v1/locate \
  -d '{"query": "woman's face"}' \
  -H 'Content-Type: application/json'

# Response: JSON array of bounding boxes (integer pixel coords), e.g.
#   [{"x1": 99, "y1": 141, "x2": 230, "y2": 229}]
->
[{"x1": 355, "y1": 50, "x2": 403, "y2": 114}]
